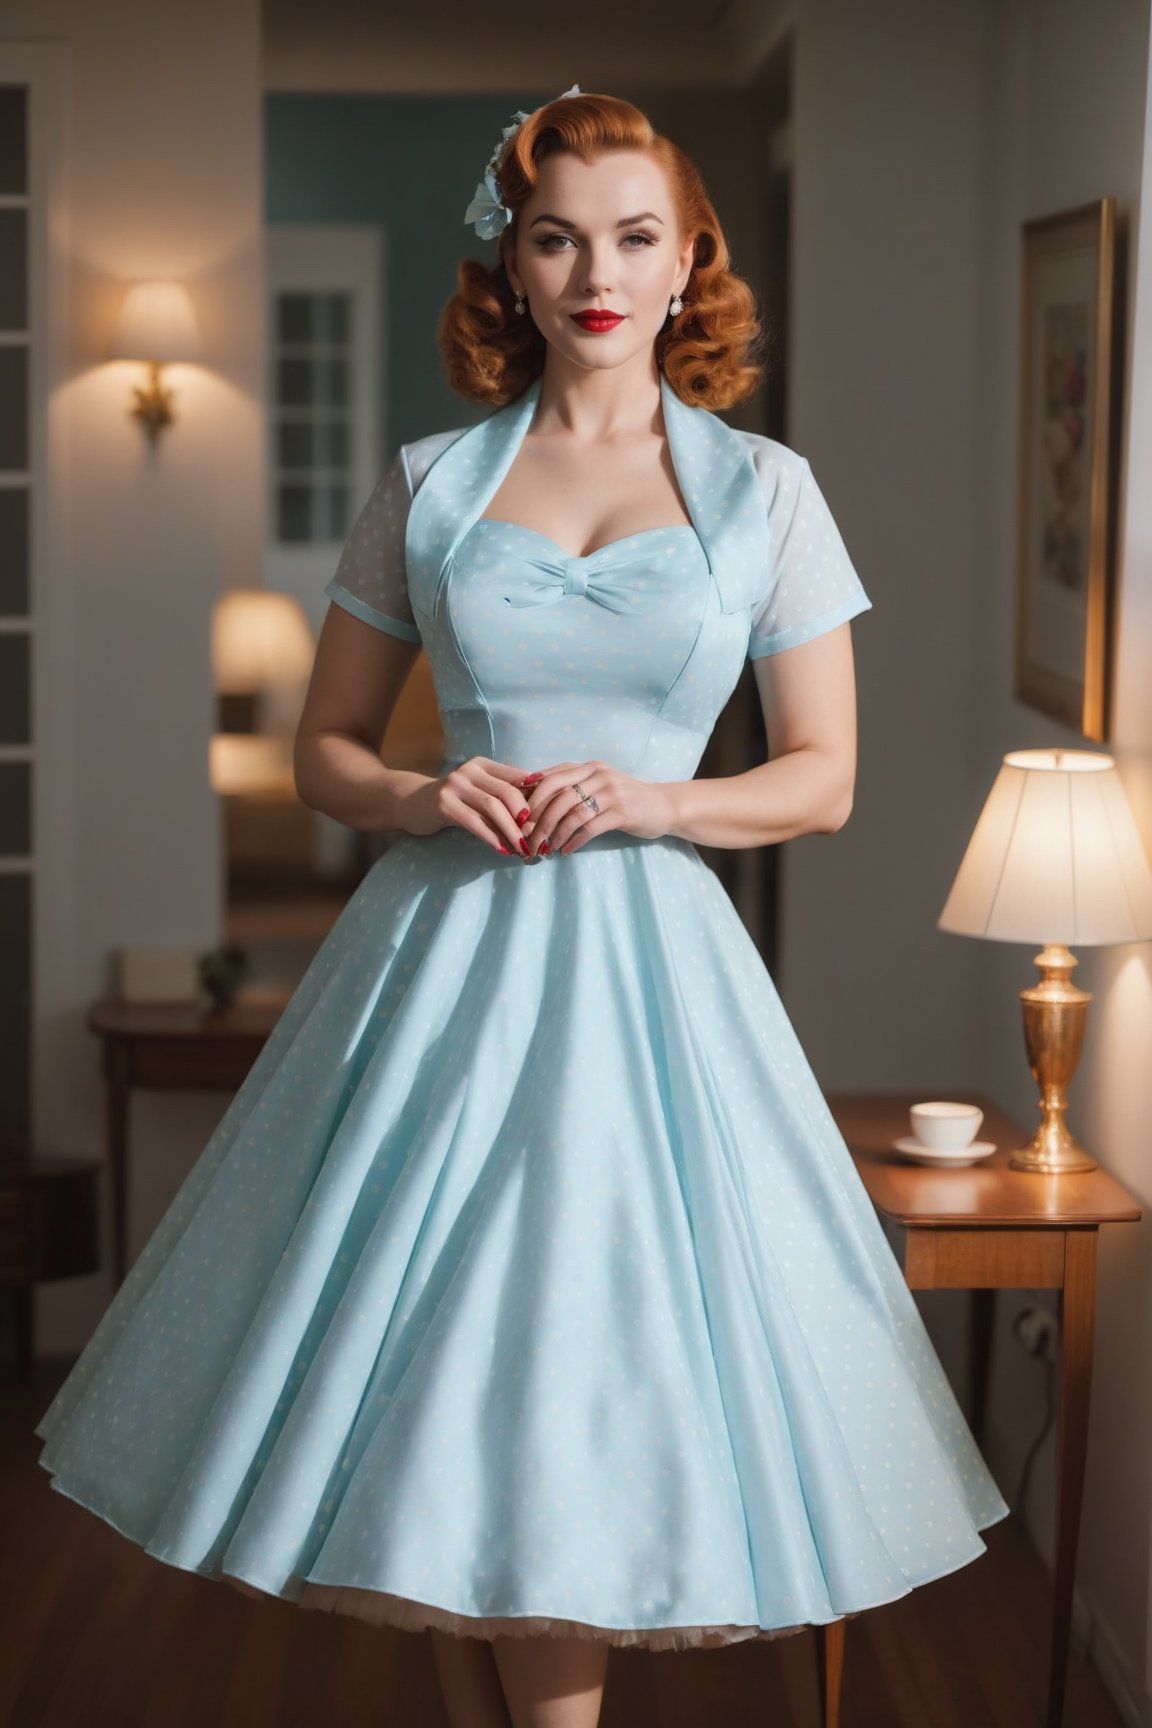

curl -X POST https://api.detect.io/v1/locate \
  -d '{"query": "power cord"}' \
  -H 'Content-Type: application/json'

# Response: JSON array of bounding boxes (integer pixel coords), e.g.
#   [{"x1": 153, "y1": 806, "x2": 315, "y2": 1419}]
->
[{"x1": 1010, "y1": 1307, "x2": 1057, "y2": 1512}]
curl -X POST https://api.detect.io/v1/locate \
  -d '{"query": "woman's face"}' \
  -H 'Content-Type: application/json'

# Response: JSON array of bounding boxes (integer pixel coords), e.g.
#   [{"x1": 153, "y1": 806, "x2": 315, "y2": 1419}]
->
[{"x1": 502, "y1": 148, "x2": 696, "y2": 377}]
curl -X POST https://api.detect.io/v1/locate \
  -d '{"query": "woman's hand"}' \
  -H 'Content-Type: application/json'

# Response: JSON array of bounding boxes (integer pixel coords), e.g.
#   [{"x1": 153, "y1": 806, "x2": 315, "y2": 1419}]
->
[
  {"x1": 516, "y1": 761, "x2": 678, "y2": 856},
  {"x1": 396, "y1": 756, "x2": 538, "y2": 856}
]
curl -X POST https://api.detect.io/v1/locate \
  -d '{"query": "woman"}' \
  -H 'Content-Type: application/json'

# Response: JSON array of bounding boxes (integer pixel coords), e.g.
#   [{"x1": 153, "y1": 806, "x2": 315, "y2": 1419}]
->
[{"x1": 36, "y1": 90, "x2": 1009, "y2": 1728}]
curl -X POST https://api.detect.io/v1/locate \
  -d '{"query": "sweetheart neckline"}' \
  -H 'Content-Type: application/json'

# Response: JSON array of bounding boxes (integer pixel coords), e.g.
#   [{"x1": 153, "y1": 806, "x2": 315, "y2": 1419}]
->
[{"x1": 471, "y1": 517, "x2": 700, "y2": 563}]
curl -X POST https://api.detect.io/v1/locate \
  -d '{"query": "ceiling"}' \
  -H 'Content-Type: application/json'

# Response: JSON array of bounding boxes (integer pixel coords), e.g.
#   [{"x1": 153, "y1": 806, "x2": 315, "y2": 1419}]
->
[{"x1": 261, "y1": 0, "x2": 795, "y2": 92}]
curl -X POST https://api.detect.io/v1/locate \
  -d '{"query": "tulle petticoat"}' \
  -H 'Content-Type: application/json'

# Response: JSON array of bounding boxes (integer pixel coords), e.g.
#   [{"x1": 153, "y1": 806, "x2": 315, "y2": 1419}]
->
[{"x1": 227, "y1": 1575, "x2": 851, "y2": 1653}]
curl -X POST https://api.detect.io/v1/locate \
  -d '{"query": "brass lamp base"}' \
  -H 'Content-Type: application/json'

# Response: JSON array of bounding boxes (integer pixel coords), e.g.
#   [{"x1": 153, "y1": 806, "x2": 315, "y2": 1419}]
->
[{"x1": 1008, "y1": 943, "x2": 1097, "y2": 1173}]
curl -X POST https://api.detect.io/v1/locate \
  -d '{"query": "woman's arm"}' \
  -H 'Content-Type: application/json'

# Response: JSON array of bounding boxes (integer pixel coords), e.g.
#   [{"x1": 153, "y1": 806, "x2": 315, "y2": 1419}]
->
[
  {"x1": 293, "y1": 604, "x2": 433, "y2": 833},
  {"x1": 664, "y1": 622, "x2": 860, "y2": 848},
  {"x1": 294, "y1": 606, "x2": 536, "y2": 854}
]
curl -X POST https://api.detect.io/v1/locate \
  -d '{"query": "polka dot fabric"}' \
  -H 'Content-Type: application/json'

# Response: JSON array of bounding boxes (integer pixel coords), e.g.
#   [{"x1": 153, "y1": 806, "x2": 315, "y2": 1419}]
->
[
  {"x1": 747, "y1": 455, "x2": 872, "y2": 658},
  {"x1": 325, "y1": 449, "x2": 422, "y2": 643},
  {"x1": 324, "y1": 385, "x2": 875, "y2": 676},
  {"x1": 35, "y1": 380, "x2": 1007, "y2": 1654}
]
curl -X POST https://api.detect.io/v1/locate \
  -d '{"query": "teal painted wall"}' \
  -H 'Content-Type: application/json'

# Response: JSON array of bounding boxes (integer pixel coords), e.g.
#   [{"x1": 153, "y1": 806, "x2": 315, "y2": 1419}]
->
[{"x1": 265, "y1": 93, "x2": 553, "y2": 458}]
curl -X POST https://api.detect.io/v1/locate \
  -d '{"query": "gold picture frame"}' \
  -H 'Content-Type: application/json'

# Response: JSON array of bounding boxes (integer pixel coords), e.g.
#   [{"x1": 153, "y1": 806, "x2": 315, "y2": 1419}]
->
[{"x1": 1014, "y1": 196, "x2": 1120, "y2": 740}]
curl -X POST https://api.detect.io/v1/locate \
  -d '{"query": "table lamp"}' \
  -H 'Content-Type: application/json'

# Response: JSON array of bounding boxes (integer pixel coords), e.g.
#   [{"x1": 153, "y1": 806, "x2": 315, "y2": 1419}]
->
[
  {"x1": 210, "y1": 588, "x2": 316, "y2": 797},
  {"x1": 938, "y1": 747, "x2": 1152, "y2": 1174},
  {"x1": 213, "y1": 588, "x2": 315, "y2": 732}
]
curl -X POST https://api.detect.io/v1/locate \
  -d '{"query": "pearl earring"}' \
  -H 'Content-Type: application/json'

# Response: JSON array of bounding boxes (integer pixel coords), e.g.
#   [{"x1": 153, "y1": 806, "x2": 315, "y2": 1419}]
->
[
  {"x1": 514, "y1": 293, "x2": 527, "y2": 315},
  {"x1": 669, "y1": 293, "x2": 684, "y2": 317}
]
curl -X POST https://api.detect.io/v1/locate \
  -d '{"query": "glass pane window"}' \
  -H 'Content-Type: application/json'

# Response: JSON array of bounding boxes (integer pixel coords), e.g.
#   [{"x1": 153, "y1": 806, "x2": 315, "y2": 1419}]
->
[
  {"x1": 276, "y1": 292, "x2": 348, "y2": 345},
  {"x1": 276, "y1": 481, "x2": 349, "y2": 544},
  {"x1": 275, "y1": 354, "x2": 348, "y2": 409},
  {"x1": 0, "y1": 874, "x2": 31, "y2": 1143},
  {"x1": 0, "y1": 348, "x2": 28, "y2": 470},
  {"x1": 269, "y1": 288, "x2": 355, "y2": 543},
  {"x1": 276, "y1": 418, "x2": 349, "y2": 470},
  {"x1": 0, "y1": 208, "x2": 27, "y2": 330},
  {"x1": 0, "y1": 486, "x2": 29, "y2": 614},
  {"x1": 0, "y1": 83, "x2": 29, "y2": 1148},
  {"x1": 0, "y1": 634, "x2": 29, "y2": 744},
  {"x1": 0, "y1": 761, "x2": 30, "y2": 855},
  {"x1": 0, "y1": 86, "x2": 27, "y2": 197}
]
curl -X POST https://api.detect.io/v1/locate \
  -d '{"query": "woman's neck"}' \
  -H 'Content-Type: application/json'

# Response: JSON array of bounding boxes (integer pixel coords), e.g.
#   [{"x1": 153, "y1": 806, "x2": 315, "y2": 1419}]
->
[{"x1": 533, "y1": 347, "x2": 664, "y2": 443}]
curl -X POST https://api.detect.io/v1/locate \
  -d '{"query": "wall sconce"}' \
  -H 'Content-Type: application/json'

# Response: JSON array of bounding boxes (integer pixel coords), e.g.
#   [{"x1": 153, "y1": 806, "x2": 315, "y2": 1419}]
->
[{"x1": 107, "y1": 280, "x2": 205, "y2": 444}]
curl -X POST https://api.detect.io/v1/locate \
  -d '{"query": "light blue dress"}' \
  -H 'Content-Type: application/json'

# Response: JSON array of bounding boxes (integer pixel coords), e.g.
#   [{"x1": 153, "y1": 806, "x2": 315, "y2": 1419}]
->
[{"x1": 35, "y1": 373, "x2": 1010, "y2": 1652}]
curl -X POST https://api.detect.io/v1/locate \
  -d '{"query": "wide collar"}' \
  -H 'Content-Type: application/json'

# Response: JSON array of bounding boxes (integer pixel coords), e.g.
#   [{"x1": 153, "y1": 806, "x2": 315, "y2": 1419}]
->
[{"x1": 405, "y1": 371, "x2": 766, "y2": 617}]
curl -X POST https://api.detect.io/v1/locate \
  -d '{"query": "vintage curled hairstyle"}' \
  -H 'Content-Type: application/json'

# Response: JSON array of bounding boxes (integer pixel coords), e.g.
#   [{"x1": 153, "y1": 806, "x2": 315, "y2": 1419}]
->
[{"x1": 438, "y1": 92, "x2": 765, "y2": 410}]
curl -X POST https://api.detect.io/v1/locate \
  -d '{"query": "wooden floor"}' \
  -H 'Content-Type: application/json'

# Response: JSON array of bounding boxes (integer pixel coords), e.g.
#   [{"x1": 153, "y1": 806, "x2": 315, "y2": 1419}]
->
[{"x1": 1, "y1": 1360, "x2": 1122, "y2": 1728}]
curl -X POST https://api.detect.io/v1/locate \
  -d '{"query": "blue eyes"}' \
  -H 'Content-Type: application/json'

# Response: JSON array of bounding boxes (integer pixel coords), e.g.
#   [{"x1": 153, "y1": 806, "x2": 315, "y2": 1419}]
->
[{"x1": 535, "y1": 233, "x2": 658, "y2": 252}]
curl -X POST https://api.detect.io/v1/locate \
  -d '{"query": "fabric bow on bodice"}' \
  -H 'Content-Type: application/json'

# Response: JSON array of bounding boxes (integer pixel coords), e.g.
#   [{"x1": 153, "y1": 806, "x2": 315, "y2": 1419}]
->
[
  {"x1": 404, "y1": 374, "x2": 772, "y2": 630},
  {"x1": 500, "y1": 534, "x2": 685, "y2": 615}
]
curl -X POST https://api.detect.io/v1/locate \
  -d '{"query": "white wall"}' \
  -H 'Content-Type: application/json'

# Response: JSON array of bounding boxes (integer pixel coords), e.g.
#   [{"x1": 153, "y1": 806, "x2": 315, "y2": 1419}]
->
[
  {"x1": 974, "y1": 2, "x2": 1152, "y2": 1718},
  {"x1": 2, "y1": 0, "x2": 264, "y2": 1351},
  {"x1": 781, "y1": 4, "x2": 992, "y2": 1606},
  {"x1": 784, "y1": 0, "x2": 990, "y2": 1086},
  {"x1": 786, "y1": 0, "x2": 1152, "y2": 1718}
]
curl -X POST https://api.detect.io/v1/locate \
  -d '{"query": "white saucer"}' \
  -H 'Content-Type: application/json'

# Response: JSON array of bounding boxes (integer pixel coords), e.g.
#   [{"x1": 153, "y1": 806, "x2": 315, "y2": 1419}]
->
[{"x1": 892, "y1": 1135, "x2": 997, "y2": 1167}]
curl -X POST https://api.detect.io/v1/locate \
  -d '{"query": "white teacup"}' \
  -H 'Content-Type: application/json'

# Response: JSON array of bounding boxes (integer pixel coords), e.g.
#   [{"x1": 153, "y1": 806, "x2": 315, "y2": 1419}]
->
[{"x1": 910, "y1": 1101, "x2": 984, "y2": 1151}]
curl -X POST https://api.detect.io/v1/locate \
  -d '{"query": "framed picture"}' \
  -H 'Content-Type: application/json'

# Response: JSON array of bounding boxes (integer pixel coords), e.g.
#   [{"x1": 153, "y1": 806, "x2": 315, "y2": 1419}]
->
[{"x1": 1014, "y1": 196, "x2": 1120, "y2": 740}]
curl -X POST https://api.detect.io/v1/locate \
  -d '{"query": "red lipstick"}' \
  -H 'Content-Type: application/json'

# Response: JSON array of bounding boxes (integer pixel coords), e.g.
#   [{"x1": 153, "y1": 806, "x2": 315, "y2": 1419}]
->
[{"x1": 570, "y1": 310, "x2": 625, "y2": 333}]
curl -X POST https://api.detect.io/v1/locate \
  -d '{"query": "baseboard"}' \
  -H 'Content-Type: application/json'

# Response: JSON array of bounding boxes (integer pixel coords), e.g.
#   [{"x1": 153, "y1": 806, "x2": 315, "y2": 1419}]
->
[
  {"x1": 980, "y1": 1412, "x2": 1147, "y2": 1727},
  {"x1": 1082, "y1": 1595, "x2": 1149, "y2": 1728}
]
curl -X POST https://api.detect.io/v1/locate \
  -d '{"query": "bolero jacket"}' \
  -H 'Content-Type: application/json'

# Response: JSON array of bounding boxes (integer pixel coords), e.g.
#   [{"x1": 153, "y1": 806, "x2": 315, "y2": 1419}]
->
[{"x1": 324, "y1": 372, "x2": 872, "y2": 661}]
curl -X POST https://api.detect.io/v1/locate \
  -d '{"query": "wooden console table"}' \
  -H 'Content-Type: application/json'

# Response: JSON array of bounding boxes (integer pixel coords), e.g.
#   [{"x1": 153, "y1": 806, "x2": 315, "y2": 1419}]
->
[
  {"x1": 87, "y1": 993, "x2": 291, "y2": 1288},
  {"x1": 827, "y1": 1089, "x2": 1142, "y2": 1728}
]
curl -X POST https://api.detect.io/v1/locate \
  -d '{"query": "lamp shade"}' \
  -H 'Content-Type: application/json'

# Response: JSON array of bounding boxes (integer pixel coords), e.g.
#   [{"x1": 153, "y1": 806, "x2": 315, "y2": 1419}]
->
[
  {"x1": 108, "y1": 280, "x2": 205, "y2": 363},
  {"x1": 938, "y1": 748, "x2": 1152, "y2": 947},
  {"x1": 213, "y1": 589, "x2": 316, "y2": 694}
]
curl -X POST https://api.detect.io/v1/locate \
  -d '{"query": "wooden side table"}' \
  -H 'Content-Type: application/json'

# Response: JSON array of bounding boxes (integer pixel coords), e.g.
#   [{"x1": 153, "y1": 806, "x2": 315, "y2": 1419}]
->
[
  {"x1": 827, "y1": 1089, "x2": 1141, "y2": 1728},
  {"x1": 87, "y1": 993, "x2": 291, "y2": 1288}
]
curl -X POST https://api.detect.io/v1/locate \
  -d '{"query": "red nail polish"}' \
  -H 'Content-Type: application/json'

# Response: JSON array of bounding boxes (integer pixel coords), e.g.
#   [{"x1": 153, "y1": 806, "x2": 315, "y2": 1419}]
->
[
  {"x1": 540, "y1": 840, "x2": 550, "y2": 855},
  {"x1": 522, "y1": 772, "x2": 543, "y2": 784},
  {"x1": 519, "y1": 836, "x2": 530, "y2": 855},
  {"x1": 498, "y1": 843, "x2": 513, "y2": 854},
  {"x1": 516, "y1": 807, "x2": 530, "y2": 824}
]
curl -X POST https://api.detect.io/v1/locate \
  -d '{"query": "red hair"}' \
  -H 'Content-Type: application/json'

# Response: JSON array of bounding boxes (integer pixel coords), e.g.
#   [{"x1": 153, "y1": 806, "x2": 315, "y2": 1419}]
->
[{"x1": 437, "y1": 92, "x2": 765, "y2": 410}]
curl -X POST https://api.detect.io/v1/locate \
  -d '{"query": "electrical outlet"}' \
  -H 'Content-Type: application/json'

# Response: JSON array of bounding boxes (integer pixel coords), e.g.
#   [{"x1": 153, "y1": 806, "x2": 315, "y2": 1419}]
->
[{"x1": 1014, "y1": 1304, "x2": 1059, "y2": 1363}]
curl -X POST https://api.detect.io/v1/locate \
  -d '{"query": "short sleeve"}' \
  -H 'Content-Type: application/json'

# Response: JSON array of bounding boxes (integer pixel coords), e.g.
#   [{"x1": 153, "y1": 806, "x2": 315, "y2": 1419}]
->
[
  {"x1": 747, "y1": 455, "x2": 872, "y2": 659},
  {"x1": 323, "y1": 449, "x2": 422, "y2": 644}
]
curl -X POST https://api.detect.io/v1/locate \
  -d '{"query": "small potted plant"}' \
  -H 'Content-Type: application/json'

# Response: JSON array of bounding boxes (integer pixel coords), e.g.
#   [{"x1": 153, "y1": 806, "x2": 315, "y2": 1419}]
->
[{"x1": 198, "y1": 943, "x2": 250, "y2": 1012}]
